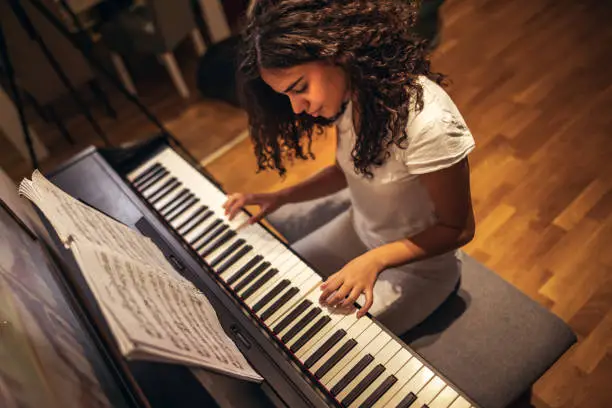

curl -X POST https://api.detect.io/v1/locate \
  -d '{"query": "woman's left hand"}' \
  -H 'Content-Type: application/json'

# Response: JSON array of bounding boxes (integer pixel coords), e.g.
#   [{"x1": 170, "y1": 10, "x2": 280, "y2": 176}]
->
[{"x1": 318, "y1": 253, "x2": 385, "y2": 318}]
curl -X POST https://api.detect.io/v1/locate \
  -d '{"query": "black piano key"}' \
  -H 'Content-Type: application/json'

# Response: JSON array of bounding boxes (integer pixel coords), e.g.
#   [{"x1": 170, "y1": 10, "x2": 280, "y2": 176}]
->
[
  {"x1": 281, "y1": 307, "x2": 322, "y2": 344},
  {"x1": 181, "y1": 210, "x2": 213, "y2": 237},
  {"x1": 359, "y1": 375, "x2": 398, "y2": 407},
  {"x1": 138, "y1": 168, "x2": 168, "y2": 192},
  {"x1": 176, "y1": 206, "x2": 208, "y2": 233},
  {"x1": 210, "y1": 239, "x2": 246, "y2": 267},
  {"x1": 146, "y1": 176, "x2": 176, "y2": 200},
  {"x1": 158, "y1": 189, "x2": 188, "y2": 214},
  {"x1": 189, "y1": 219, "x2": 222, "y2": 247},
  {"x1": 260, "y1": 287, "x2": 300, "y2": 321},
  {"x1": 233, "y1": 262, "x2": 270, "y2": 293},
  {"x1": 330, "y1": 354, "x2": 375, "y2": 396},
  {"x1": 150, "y1": 180, "x2": 181, "y2": 205},
  {"x1": 341, "y1": 364, "x2": 386, "y2": 407},
  {"x1": 216, "y1": 245, "x2": 252, "y2": 274},
  {"x1": 252, "y1": 279, "x2": 291, "y2": 313},
  {"x1": 395, "y1": 392, "x2": 417, "y2": 408},
  {"x1": 195, "y1": 224, "x2": 228, "y2": 252},
  {"x1": 290, "y1": 315, "x2": 331, "y2": 353},
  {"x1": 161, "y1": 192, "x2": 192, "y2": 218},
  {"x1": 200, "y1": 230, "x2": 237, "y2": 258},
  {"x1": 133, "y1": 165, "x2": 164, "y2": 189},
  {"x1": 314, "y1": 338, "x2": 358, "y2": 379},
  {"x1": 272, "y1": 299, "x2": 312, "y2": 335},
  {"x1": 167, "y1": 196, "x2": 198, "y2": 222},
  {"x1": 240, "y1": 268, "x2": 279, "y2": 300},
  {"x1": 304, "y1": 329, "x2": 347, "y2": 369},
  {"x1": 226, "y1": 256, "x2": 264, "y2": 285},
  {"x1": 132, "y1": 162, "x2": 162, "y2": 186}
]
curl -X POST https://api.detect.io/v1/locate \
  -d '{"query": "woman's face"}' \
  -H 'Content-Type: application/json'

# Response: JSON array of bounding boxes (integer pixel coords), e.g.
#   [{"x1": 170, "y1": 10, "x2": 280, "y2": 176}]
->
[{"x1": 260, "y1": 61, "x2": 350, "y2": 121}]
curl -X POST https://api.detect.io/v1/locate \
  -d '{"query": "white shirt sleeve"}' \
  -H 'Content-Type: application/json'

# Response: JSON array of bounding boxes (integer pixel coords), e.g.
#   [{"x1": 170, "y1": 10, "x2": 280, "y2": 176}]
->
[{"x1": 400, "y1": 78, "x2": 475, "y2": 175}]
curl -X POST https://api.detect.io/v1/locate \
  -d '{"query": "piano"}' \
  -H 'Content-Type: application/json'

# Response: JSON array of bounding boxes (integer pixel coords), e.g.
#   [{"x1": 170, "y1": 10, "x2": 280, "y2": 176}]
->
[{"x1": 1, "y1": 134, "x2": 480, "y2": 408}]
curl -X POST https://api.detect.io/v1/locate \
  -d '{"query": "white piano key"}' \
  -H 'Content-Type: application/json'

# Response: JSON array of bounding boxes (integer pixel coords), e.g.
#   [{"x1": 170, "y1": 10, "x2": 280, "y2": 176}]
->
[
  {"x1": 317, "y1": 322, "x2": 382, "y2": 385},
  {"x1": 244, "y1": 260, "x2": 306, "y2": 308},
  {"x1": 324, "y1": 330, "x2": 394, "y2": 389},
  {"x1": 428, "y1": 386, "x2": 459, "y2": 408},
  {"x1": 306, "y1": 314, "x2": 371, "y2": 374},
  {"x1": 218, "y1": 249, "x2": 265, "y2": 281},
  {"x1": 371, "y1": 355, "x2": 424, "y2": 408},
  {"x1": 259, "y1": 270, "x2": 320, "y2": 324},
  {"x1": 281, "y1": 290, "x2": 336, "y2": 347},
  {"x1": 380, "y1": 365, "x2": 435, "y2": 408},
  {"x1": 297, "y1": 307, "x2": 360, "y2": 363},
  {"x1": 448, "y1": 396, "x2": 472, "y2": 408},
  {"x1": 273, "y1": 295, "x2": 321, "y2": 339},
  {"x1": 412, "y1": 376, "x2": 447, "y2": 407},
  {"x1": 334, "y1": 338, "x2": 403, "y2": 406},
  {"x1": 181, "y1": 212, "x2": 219, "y2": 243},
  {"x1": 152, "y1": 186, "x2": 186, "y2": 210}
]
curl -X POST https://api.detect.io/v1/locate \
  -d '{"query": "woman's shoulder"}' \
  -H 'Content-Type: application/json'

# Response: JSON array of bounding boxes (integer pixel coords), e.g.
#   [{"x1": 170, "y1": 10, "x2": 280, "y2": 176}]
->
[
  {"x1": 399, "y1": 76, "x2": 475, "y2": 174},
  {"x1": 406, "y1": 76, "x2": 471, "y2": 136}
]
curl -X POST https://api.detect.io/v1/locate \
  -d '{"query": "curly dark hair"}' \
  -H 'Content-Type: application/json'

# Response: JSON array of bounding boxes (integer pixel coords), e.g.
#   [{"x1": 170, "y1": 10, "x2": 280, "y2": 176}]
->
[{"x1": 237, "y1": 0, "x2": 445, "y2": 177}]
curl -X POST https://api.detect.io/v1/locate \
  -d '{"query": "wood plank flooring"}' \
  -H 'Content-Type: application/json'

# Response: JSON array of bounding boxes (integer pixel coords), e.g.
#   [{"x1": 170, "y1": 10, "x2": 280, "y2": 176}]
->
[{"x1": 1, "y1": 0, "x2": 610, "y2": 407}]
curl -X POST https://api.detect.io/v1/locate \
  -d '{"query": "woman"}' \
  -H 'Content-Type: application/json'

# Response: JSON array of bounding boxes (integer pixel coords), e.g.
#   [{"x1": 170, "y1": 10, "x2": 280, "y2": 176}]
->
[{"x1": 223, "y1": 0, "x2": 476, "y2": 335}]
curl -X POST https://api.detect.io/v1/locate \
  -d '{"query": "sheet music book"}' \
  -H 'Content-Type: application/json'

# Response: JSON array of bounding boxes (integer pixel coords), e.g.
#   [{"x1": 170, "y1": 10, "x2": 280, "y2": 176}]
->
[{"x1": 18, "y1": 170, "x2": 263, "y2": 383}]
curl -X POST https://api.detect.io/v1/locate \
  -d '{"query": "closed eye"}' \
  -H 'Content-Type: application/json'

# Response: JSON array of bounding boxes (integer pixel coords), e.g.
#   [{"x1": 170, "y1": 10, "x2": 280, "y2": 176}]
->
[{"x1": 294, "y1": 83, "x2": 309, "y2": 94}]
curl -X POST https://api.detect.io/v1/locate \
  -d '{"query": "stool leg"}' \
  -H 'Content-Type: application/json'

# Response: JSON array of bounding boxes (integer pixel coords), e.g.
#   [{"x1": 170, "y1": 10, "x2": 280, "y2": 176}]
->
[
  {"x1": 159, "y1": 52, "x2": 190, "y2": 99},
  {"x1": 191, "y1": 29, "x2": 207, "y2": 56},
  {"x1": 46, "y1": 105, "x2": 74, "y2": 145},
  {"x1": 110, "y1": 53, "x2": 137, "y2": 96},
  {"x1": 88, "y1": 80, "x2": 117, "y2": 119}
]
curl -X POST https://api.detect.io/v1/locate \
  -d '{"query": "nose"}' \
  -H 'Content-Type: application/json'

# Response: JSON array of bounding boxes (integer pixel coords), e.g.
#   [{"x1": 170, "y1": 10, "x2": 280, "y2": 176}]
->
[{"x1": 289, "y1": 95, "x2": 309, "y2": 115}]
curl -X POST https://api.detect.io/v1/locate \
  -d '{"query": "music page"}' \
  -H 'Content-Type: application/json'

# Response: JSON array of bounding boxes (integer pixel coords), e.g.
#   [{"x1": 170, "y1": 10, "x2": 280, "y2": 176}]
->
[
  {"x1": 70, "y1": 241, "x2": 263, "y2": 382},
  {"x1": 18, "y1": 170, "x2": 171, "y2": 273}
]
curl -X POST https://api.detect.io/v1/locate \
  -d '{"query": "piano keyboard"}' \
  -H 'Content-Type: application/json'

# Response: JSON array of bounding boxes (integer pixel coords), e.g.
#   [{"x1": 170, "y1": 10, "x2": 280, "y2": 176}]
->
[{"x1": 126, "y1": 146, "x2": 478, "y2": 408}]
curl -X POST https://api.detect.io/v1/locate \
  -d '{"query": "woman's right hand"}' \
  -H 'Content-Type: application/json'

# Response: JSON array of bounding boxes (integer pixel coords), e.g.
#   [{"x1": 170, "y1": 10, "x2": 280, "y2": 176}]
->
[{"x1": 222, "y1": 191, "x2": 287, "y2": 227}]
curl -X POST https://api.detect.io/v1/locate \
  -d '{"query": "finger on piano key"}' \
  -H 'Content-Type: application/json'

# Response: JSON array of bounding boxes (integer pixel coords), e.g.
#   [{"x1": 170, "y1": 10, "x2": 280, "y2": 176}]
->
[
  {"x1": 323, "y1": 330, "x2": 395, "y2": 390},
  {"x1": 427, "y1": 386, "x2": 459, "y2": 408},
  {"x1": 331, "y1": 340, "x2": 406, "y2": 407},
  {"x1": 447, "y1": 396, "x2": 472, "y2": 408},
  {"x1": 377, "y1": 365, "x2": 434, "y2": 408},
  {"x1": 370, "y1": 356, "x2": 424, "y2": 408}
]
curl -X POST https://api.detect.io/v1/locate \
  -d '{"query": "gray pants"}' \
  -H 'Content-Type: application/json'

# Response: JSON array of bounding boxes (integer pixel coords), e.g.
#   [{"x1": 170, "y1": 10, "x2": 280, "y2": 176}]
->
[{"x1": 290, "y1": 208, "x2": 461, "y2": 336}]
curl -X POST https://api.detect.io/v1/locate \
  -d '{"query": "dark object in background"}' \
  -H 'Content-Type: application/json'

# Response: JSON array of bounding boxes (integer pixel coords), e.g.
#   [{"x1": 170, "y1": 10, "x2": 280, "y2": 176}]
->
[
  {"x1": 196, "y1": 35, "x2": 242, "y2": 108},
  {"x1": 414, "y1": 0, "x2": 446, "y2": 50}
]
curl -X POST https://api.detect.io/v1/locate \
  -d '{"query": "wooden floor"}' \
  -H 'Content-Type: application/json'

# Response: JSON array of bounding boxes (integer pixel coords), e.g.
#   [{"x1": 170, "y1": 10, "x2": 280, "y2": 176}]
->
[{"x1": 2, "y1": 0, "x2": 611, "y2": 407}]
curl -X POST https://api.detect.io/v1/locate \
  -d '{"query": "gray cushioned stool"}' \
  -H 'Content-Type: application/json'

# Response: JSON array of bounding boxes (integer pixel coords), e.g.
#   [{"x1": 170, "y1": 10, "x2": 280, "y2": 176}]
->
[{"x1": 266, "y1": 189, "x2": 577, "y2": 408}]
